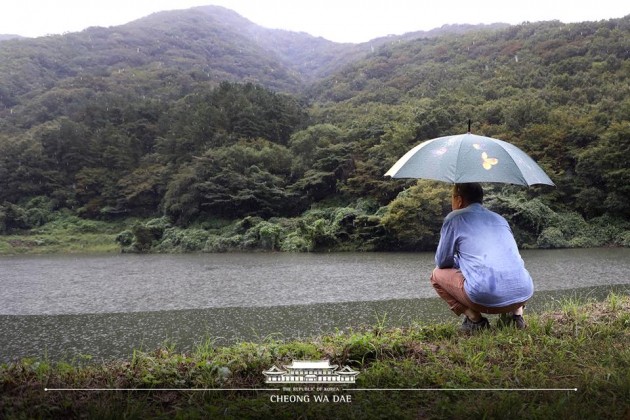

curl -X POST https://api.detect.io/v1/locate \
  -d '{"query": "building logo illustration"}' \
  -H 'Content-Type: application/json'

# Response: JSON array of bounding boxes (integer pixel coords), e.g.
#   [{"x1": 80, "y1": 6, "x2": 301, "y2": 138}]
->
[{"x1": 263, "y1": 359, "x2": 359, "y2": 384}]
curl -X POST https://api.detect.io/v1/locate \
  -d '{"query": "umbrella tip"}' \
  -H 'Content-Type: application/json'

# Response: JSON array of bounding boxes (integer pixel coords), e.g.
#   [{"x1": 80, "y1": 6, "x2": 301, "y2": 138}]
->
[{"x1": 467, "y1": 119, "x2": 472, "y2": 133}]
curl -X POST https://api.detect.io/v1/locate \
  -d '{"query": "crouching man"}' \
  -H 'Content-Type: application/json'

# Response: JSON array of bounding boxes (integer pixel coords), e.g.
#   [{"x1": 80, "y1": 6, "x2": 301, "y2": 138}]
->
[{"x1": 431, "y1": 183, "x2": 533, "y2": 331}]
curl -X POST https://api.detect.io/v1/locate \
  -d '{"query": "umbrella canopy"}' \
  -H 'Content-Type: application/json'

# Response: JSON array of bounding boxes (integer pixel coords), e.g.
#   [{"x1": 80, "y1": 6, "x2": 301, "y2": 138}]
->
[{"x1": 384, "y1": 133, "x2": 554, "y2": 186}]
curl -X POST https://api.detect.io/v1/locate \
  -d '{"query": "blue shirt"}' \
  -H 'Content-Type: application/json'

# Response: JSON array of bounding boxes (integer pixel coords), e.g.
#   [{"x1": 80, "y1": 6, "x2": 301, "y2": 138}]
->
[{"x1": 435, "y1": 203, "x2": 533, "y2": 307}]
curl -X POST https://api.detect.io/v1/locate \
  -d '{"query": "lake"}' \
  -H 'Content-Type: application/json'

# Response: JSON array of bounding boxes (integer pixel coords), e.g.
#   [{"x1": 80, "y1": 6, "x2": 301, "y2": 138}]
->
[{"x1": 1, "y1": 248, "x2": 629, "y2": 363}]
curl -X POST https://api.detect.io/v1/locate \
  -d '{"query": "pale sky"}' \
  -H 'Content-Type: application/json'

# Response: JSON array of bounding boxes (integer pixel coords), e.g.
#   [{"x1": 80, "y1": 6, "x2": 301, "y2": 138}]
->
[{"x1": 1, "y1": 0, "x2": 628, "y2": 43}]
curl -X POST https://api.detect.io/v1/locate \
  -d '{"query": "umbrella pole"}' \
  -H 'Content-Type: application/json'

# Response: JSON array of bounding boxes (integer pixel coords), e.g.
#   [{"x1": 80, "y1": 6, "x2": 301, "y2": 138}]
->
[{"x1": 467, "y1": 119, "x2": 472, "y2": 133}]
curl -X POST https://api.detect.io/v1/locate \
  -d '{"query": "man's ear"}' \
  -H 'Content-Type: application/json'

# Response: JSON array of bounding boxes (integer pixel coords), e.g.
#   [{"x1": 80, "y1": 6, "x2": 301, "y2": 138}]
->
[{"x1": 452, "y1": 196, "x2": 462, "y2": 210}]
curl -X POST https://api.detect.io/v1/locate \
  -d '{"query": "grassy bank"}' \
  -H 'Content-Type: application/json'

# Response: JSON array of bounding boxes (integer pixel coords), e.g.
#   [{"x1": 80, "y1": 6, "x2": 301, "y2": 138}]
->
[
  {"x1": 2, "y1": 196, "x2": 629, "y2": 255},
  {"x1": 0, "y1": 215, "x2": 127, "y2": 254},
  {"x1": 0, "y1": 232, "x2": 120, "y2": 254},
  {"x1": 1, "y1": 294, "x2": 629, "y2": 419}
]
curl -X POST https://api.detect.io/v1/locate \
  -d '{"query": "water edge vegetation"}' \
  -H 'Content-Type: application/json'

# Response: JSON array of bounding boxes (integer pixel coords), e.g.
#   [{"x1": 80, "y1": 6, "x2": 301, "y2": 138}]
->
[
  {"x1": 1, "y1": 293, "x2": 629, "y2": 418},
  {"x1": 1, "y1": 192, "x2": 629, "y2": 255}
]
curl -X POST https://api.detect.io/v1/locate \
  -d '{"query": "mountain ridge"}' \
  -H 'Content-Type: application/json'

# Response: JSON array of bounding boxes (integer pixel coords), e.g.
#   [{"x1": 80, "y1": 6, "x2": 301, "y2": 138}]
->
[
  {"x1": 0, "y1": 7, "x2": 627, "y2": 238},
  {"x1": 0, "y1": 5, "x2": 511, "y2": 112}
]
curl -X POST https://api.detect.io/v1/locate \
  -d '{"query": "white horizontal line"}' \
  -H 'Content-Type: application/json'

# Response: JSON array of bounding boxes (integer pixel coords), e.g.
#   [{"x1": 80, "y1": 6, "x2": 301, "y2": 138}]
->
[
  {"x1": 348, "y1": 388, "x2": 578, "y2": 392},
  {"x1": 45, "y1": 387, "x2": 578, "y2": 392},
  {"x1": 45, "y1": 388, "x2": 276, "y2": 392}
]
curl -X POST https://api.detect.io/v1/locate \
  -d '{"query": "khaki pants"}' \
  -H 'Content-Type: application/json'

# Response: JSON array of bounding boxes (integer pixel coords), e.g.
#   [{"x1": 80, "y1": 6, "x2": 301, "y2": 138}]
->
[{"x1": 430, "y1": 268, "x2": 526, "y2": 316}]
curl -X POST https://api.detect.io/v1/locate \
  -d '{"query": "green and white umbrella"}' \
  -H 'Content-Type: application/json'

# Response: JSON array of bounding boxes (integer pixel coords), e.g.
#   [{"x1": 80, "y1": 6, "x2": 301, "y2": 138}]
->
[{"x1": 385, "y1": 132, "x2": 554, "y2": 187}]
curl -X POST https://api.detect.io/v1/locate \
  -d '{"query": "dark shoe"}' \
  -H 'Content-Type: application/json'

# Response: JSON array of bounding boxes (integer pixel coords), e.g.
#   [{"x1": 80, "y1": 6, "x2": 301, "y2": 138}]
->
[
  {"x1": 461, "y1": 316, "x2": 490, "y2": 332},
  {"x1": 497, "y1": 313, "x2": 526, "y2": 329},
  {"x1": 512, "y1": 314, "x2": 526, "y2": 329}
]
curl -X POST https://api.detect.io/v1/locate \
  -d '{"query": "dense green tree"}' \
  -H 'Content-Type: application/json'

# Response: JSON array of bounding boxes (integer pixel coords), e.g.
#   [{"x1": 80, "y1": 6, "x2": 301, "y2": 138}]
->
[
  {"x1": 162, "y1": 139, "x2": 300, "y2": 224},
  {"x1": 116, "y1": 164, "x2": 172, "y2": 216},
  {"x1": 288, "y1": 124, "x2": 344, "y2": 174},
  {"x1": 574, "y1": 121, "x2": 630, "y2": 218},
  {"x1": 0, "y1": 134, "x2": 59, "y2": 204},
  {"x1": 36, "y1": 118, "x2": 96, "y2": 177},
  {"x1": 0, "y1": 14, "x2": 628, "y2": 249},
  {"x1": 380, "y1": 181, "x2": 451, "y2": 250},
  {"x1": 157, "y1": 82, "x2": 307, "y2": 163}
]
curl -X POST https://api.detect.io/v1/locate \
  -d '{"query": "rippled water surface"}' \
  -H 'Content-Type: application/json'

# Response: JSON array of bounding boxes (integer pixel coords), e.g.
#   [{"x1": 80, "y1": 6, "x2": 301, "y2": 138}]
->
[{"x1": 1, "y1": 248, "x2": 629, "y2": 362}]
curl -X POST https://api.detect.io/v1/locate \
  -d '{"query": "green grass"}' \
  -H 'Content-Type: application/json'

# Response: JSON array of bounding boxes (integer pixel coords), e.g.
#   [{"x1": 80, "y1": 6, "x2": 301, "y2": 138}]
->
[
  {"x1": 0, "y1": 232, "x2": 120, "y2": 254},
  {"x1": 2, "y1": 294, "x2": 629, "y2": 418},
  {"x1": 0, "y1": 216, "x2": 131, "y2": 254}
]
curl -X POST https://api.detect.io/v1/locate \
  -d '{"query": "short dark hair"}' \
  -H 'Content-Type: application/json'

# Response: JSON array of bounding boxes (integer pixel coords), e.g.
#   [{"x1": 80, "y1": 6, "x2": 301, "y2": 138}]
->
[{"x1": 453, "y1": 183, "x2": 483, "y2": 204}]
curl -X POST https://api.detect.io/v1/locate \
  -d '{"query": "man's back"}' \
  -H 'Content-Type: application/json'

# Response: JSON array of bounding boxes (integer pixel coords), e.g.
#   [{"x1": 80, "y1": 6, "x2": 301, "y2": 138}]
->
[{"x1": 435, "y1": 203, "x2": 533, "y2": 307}]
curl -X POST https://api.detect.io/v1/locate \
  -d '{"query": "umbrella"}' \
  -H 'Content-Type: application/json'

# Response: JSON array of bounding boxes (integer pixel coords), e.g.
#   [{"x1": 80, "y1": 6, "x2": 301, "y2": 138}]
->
[{"x1": 384, "y1": 131, "x2": 554, "y2": 187}]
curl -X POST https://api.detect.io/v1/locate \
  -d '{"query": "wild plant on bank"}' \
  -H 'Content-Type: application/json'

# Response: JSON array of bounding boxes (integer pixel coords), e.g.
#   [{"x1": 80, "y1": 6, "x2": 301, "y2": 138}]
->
[{"x1": 1, "y1": 293, "x2": 629, "y2": 418}]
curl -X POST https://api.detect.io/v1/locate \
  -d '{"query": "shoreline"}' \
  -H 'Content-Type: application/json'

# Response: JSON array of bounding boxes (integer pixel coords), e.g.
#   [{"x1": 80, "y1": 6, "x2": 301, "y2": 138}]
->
[
  {"x1": 1, "y1": 211, "x2": 628, "y2": 255},
  {"x1": 1, "y1": 231, "x2": 628, "y2": 256},
  {"x1": 3, "y1": 283, "x2": 629, "y2": 366},
  {"x1": 2, "y1": 294, "x2": 629, "y2": 418}
]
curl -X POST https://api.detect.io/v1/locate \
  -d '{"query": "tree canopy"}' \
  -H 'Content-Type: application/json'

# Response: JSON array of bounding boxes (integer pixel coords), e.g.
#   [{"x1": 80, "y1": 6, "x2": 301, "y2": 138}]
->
[{"x1": 1, "y1": 10, "x2": 628, "y2": 250}]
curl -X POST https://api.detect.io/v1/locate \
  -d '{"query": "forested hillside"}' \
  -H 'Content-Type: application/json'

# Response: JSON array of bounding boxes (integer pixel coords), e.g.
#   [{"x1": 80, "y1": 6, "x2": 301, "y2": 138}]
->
[
  {"x1": 0, "y1": 7, "x2": 628, "y2": 253},
  {"x1": 0, "y1": 35, "x2": 23, "y2": 41}
]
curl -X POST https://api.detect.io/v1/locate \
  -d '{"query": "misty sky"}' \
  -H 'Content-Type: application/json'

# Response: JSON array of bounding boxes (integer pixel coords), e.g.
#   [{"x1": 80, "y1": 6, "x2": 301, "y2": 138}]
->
[{"x1": 1, "y1": 0, "x2": 628, "y2": 43}]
